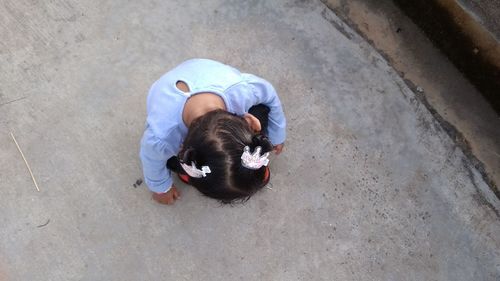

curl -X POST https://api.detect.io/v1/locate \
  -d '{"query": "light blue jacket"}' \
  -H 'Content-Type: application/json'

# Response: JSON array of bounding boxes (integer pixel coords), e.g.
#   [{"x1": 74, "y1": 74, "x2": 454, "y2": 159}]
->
[{"x1": 140, "y1": 59, "x2": 286, "y2": 193}]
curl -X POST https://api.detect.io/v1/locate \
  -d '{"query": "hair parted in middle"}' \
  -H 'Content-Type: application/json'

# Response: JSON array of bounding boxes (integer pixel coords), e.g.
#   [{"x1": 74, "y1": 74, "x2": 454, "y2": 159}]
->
[{"x1": 178, "y1": 109, "x2": 273, "y2": 204}]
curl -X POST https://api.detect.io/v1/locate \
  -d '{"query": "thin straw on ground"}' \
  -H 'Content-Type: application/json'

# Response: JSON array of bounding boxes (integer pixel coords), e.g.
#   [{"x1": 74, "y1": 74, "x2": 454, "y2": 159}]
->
[{"x1": 10, "y1": 132, "x2": 40, "y2": 192}]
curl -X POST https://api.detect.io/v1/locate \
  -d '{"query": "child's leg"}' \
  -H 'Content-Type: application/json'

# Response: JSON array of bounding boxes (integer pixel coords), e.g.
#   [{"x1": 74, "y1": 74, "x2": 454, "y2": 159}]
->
[{"x1": 248, "y1": 104, "x2": 270, "y2": 135}]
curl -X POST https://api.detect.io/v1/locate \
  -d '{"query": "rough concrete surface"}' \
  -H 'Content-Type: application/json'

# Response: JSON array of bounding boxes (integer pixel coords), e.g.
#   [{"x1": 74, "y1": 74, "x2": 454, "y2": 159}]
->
[
  {"x1": 323, "y1": 0, "x2": 500, "y2": 206},
  {"x1": 0, "y1": 1, "x2": 499, "y2": 280}
]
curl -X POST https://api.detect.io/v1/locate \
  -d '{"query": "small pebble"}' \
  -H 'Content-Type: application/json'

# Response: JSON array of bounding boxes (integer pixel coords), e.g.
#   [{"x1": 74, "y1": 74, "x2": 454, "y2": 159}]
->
[
  {"x1": 135, "y1": 179, "x2": 143, "y2": 186},
  {"x1": 416, "y1": 86, "x2": 424, "y2": 93}
]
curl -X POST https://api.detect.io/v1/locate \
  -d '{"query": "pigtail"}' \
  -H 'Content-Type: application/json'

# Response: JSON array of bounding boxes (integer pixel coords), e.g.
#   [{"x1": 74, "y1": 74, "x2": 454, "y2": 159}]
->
[
  {"x1": 236, "y1": 133, "x2": 271, "y2": 192},
  {"x1": 251, "y1": 134, "x2": 273, "y2": 153}
]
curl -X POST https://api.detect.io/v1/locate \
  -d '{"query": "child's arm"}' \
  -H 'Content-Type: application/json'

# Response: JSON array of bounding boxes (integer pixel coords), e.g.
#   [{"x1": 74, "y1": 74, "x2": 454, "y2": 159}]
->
[
  {"x1": 244, "y1": 74, "x2": 287, "y2": 147},
  {"x1": 140, "y1": 127, "x2": 176, "y2": 195}
]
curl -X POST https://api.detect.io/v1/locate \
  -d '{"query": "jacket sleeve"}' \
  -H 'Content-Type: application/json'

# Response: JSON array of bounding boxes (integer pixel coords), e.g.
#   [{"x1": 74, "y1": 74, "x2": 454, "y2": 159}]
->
[
  {"x1": 139, "y1": 126, "x2": 175, "y2": 193},
  {"x1": 246, "y1": 75, "x2": 287, "y2": 145}
]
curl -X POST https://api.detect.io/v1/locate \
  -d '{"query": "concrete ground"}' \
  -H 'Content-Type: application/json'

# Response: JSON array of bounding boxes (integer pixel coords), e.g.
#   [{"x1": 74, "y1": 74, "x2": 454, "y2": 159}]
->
[
  {"x1": 323, "y1": 0, "x2": 500, "y2": 203},
  {"x1": 0, "y1": 0, "x2": 499, "y2": 280}
]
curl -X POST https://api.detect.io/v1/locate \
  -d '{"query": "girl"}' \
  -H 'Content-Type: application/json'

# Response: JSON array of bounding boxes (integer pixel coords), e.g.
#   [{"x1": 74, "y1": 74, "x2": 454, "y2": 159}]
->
[{"x1": 140, "y1": 59, "x2": 286, "y2": 204}]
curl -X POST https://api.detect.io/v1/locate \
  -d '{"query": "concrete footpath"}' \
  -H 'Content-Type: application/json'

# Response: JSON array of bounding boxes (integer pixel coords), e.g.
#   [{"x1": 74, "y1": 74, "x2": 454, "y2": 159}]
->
[{"x1": 1, "y1": 1, "x2": 499, "y2": 280}]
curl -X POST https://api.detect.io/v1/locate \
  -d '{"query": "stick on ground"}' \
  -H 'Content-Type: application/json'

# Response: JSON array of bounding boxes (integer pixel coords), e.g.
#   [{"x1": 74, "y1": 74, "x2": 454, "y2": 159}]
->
[{"x1": 10, "y1": 132, "x2": 40, "y2": 192}]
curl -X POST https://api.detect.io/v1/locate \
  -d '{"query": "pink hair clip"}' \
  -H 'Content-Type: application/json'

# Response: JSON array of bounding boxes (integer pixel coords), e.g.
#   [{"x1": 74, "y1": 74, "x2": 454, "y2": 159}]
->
[{"x1": 241, "y1": 146, "x2": 270, "y2": 170}]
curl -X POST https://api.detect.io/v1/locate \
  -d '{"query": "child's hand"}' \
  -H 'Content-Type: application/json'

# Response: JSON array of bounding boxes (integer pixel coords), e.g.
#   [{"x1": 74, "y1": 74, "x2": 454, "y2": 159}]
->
[
  {"x1": 152, "y1": 186, "x2": 180, "y2": 205},
  {"x1": 274, "y1": 143, "x2": 284, "y2": 155}
]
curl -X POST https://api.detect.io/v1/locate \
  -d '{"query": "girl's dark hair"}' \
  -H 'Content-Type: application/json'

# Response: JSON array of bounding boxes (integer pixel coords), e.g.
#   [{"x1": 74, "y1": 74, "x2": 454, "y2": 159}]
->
[{"x1": 179, "y1": 109, "x2": 273, "y2": 204}]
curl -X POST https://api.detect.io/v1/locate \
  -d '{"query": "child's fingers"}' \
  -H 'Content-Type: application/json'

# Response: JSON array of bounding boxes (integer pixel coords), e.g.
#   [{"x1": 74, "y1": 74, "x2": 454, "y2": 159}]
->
[
  {"x1": 166, "y1": 197, "x2": 174, "y2": 205},
  {"x1": 167, "y1": 193, "x2": 176, "y2": 204},
  {"x1": 173, "y1": 188, "x2": 181, "y2": 200},
  {"x1": 273, "y1": 144, "x2": 284, "y2": 154}
]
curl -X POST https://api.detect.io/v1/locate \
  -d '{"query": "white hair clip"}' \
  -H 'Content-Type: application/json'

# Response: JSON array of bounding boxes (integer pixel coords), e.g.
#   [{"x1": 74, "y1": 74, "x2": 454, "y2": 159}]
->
[
  {"x1": 241, "y1": 146, "x2": 270, "y2": 170},
  {"x1": 180, "y1": 162, "x2": 211, "y2": 178}
]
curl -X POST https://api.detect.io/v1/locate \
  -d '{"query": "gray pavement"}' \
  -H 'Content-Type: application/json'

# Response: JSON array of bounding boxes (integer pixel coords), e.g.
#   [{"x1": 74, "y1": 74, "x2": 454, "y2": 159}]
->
[{"x1": 1, "y1": 1, "x2": 499, "y2": 280}]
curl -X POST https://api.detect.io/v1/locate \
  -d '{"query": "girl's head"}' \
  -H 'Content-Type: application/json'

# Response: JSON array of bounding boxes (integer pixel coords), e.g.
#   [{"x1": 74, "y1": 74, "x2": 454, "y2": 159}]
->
[{"x1": 178, "y1": 109, "x2": 273, "y2": 204}]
